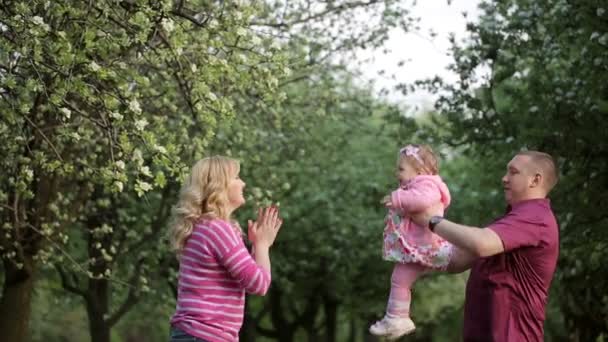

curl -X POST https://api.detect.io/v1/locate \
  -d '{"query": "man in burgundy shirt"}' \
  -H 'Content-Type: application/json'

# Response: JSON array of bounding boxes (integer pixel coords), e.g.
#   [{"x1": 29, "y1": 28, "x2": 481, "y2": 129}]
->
[{"x1": 413, "y1": 151, "x2": 559, "y2": 341}]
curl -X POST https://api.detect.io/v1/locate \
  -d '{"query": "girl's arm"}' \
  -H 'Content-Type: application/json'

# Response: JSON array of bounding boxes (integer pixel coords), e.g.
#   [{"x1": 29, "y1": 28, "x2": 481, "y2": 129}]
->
[{"x1": 391, "y1": 180, "x2": 442, "y2": 212}]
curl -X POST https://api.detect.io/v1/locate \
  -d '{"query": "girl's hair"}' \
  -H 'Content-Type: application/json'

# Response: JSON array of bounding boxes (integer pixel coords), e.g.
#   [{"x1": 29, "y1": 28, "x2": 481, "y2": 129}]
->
[
  {"x1": 169, "y1": 156, "x2": 240, "y2": 254},
  {"x1": 399, "y1": 144, "x2": 439, "y2": 175}
]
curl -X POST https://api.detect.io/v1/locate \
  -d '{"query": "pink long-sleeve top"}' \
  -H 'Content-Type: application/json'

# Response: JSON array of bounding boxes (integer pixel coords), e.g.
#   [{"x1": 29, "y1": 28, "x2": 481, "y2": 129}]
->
[
  {"x1": 170, "y1": 218, "x2": 271, "y2": 342},
  {"x1": 390, "y1": 175, "x2": 451, "y2": 246}
]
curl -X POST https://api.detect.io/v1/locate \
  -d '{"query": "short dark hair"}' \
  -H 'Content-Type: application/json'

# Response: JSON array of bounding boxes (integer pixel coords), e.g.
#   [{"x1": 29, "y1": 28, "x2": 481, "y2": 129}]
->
[{"x1": 517, "y1": 150, "x2": 559, "y2": 192}]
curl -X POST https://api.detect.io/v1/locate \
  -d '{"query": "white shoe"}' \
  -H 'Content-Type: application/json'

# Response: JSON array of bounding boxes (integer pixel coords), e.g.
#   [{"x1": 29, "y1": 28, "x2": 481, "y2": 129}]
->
[{"x1": 369, "y1": 316, "x2": 416, "y2": 339}]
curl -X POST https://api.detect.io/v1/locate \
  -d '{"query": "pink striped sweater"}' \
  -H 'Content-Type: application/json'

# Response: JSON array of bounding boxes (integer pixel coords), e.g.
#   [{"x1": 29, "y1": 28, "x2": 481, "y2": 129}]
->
[{"x1": 170, "y1": 218, "x2": 271, "y2": 342}]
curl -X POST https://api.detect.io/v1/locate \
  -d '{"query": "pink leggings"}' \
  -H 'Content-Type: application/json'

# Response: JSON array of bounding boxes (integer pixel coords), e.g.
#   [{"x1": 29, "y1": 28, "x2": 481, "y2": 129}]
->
[{"x1": 386, "y1": 263, "x2": 427, "y2": 318}]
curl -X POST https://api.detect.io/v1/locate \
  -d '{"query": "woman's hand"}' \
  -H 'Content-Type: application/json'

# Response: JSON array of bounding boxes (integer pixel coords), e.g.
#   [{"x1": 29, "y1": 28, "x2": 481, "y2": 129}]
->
[
  {"x1": 248, "y1": 206, "x2": 282, "y2": 273},
  {"x1": 248, "y1": 206, "x2": 283, "y2": 248}
]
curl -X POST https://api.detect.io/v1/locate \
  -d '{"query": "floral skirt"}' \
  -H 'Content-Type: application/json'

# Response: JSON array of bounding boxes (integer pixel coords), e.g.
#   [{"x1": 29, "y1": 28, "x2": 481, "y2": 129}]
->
[{"x1": 382, "y1": 214, "x2": 453, "y2": 270}]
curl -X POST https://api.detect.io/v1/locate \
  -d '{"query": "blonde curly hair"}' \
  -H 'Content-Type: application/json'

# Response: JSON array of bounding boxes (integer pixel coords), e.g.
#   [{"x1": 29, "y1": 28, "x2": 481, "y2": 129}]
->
[
  {"x1": 169, "y1": 156, "x2": 240, "y2": 254},
  {"x1": 399, "y1": 144, "x2": 439, "y2": 175}
]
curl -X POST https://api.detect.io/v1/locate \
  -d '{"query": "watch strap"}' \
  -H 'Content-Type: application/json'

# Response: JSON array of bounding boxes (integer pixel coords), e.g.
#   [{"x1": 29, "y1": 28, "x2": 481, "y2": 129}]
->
[{"x1": 429, "y1": 216, "x2": 443, "y2": 232}]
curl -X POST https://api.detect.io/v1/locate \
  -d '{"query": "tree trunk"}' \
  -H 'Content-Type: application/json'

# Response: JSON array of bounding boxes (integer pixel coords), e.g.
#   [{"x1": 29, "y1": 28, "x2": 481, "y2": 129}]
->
[
  {"x1": 323, "y1": 295, "x2": 338, "y2": 342},
  {"x1": 270, "y1": 287, "x2": 296, "y2": 342},
  {"x1": 364, "y1": 315, "x2": 380, "y2": 342},
  {"x1": 86, "y1": 278, "x2": 111, "y2": 342},
  {"x1": 240, "y1": 298, "x2": 257, "y2": 342},
  {"x1": 303, "y1": 315, "x2": 319, "y2": 342},
  {"x1": 0, "y1": 256, "x2": 35, "y2": 342},
  {"x1": 300, "y1": 294, "x2": 320, "y2": 342},
  {"x1": 88, "y1": 313, "x2": 111, "y2": 342},
  {"x1": 0, "y1": 112, "x2": 54, "y2": 342},
  {"x1": 85, "y1": 191, "x2": 113, "y2": 342},
  {"x1": 348, "y1": 315, "x2": 356, "y2": 342}
]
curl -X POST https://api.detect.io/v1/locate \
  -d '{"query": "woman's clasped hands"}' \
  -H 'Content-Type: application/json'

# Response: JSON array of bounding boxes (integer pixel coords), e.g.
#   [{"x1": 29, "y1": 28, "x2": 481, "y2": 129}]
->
[{"x1": 248, "y1": 206, "x2": 283, "y2": 248}]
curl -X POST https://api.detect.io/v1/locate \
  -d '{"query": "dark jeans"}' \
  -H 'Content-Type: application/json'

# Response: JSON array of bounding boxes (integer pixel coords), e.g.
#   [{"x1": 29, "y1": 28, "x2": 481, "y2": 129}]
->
[{"x1": 169, "y1": 326, "x2": 210, "y2": 342}]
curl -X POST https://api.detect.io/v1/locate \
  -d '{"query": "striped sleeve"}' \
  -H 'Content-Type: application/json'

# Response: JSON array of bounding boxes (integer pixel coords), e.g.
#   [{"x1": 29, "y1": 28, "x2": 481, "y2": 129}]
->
[{"x1": 203, "y1": 220, "x2": 271, "y2": 295}]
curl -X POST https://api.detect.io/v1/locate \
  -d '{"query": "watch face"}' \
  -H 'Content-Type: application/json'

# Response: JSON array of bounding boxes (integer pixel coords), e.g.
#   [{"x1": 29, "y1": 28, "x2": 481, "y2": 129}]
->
[{"x1": 431, "y1": 216, "x2": 442, "y2": 226}]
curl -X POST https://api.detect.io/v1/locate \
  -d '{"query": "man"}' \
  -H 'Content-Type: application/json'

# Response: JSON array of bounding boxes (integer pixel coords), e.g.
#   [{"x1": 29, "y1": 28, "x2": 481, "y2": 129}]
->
[{"x1": 413, "y1": 151, "x2": 559, "y2": 341}]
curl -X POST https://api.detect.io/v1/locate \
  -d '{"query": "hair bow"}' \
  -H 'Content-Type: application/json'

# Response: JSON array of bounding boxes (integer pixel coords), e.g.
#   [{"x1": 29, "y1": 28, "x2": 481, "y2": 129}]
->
[{"x1": 400, "y1": 145, "x2": 423, "y2": 164}]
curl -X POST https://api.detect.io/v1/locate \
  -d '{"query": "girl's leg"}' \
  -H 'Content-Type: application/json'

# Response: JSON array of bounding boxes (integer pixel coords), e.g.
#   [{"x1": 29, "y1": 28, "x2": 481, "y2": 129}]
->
[{"x1": 386, "y1": 263, "x2": 426, "y2": 318}]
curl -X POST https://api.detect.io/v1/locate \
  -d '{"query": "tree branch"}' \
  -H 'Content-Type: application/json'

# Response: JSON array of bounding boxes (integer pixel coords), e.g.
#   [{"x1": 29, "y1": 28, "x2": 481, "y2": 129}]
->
[
  {"x1": 56, "y1": 265, "x2": 88, "y2": 297},
  {"x1": 106, "y1": 258, "x2": 144, "y2": 327},
  {"x1": 250, "y1": 0, "x2": 382, "y2": 28}
]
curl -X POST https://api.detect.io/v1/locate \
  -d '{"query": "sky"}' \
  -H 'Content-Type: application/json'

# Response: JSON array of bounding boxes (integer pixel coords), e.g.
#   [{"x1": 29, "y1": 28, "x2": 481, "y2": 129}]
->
[{"x1": 353, "y1": 0, "x2": 481, "y2": 113}]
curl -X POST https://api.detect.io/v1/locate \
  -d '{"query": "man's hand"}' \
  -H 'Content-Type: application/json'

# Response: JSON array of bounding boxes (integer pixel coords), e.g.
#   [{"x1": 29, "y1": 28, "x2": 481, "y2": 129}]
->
[{"x1": 410, "y1": 202, "x2": 444, "y2": 228}]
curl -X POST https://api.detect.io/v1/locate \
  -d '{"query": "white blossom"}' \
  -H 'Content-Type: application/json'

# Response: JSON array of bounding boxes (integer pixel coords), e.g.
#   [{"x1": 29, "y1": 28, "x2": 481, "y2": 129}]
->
[
  {"x1": 270, "y1": 41, "x2": 282, "y2": 50},
  {"x1": 31, "y1": 16, "x2": 45, "y2": 25},
  {"x1": 59, "y1": 107, "x2": 71, "y2": 119},
  {"x1": 89, "y1": 61, "x2": 101, "y2": 71},
  {"x1": 594, "y1": 57, "x2": 602, "y2": 66},
  {"x1": 251, "y1": 35, "x2": 262, "y2": 45},
  {"x1": 251, "y1": 187, "x2": 263, "y2": 199},
  {"x1": 237, "y1": 53, "x2": 248, "y2": 63},
  {"x1": 134, "y1": 119, "x2": 148, "y2": 131},
  {"x1": 137, "y1": 180, "x2": 152, "y2": 192},
  {"x1": 153, "y1": 144, "x2": 167, "y2": 154},
  {"x1": 110, "y1": 111, "x2": 124, "y2": 121},
  {"x1": 133, "y1": 149, "x2": 144, "y2": 165},
  {"x1": 24, "y1": 168, "x2": 34, "y2": 180},
  {"x1": 161, "y1": 18, "x2": 175, "y2": 33},
  {"x1": 113, "y1": 181, "x2": 124, "y2": 192},
  {"x1": 129, "y1": 99, "x2": 142, "y2": 114},
  {"x1": 140, "y1": 166, "x2": 152, "y2": 177}
]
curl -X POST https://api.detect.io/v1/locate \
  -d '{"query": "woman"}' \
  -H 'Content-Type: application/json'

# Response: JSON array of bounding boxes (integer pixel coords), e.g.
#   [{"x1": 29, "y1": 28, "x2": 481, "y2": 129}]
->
[{"x1": 168, "y1": 156, "x2": 282, "y2": 342}]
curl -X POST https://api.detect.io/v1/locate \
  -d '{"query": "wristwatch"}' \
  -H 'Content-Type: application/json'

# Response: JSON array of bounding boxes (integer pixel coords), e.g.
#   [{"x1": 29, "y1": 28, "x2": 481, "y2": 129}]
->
[{"x1": 429, "y1": 216, "x2": 444, "y2": 232}]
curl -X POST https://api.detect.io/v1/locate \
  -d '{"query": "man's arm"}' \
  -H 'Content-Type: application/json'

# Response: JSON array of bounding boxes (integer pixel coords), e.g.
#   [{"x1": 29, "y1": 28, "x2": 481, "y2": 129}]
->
[
  {"x1": 433, "y1": 219, "x2": 505, "y2": 258},
  {"x1": 445, "y1": 246, "x2": 477, "y2": 273}
]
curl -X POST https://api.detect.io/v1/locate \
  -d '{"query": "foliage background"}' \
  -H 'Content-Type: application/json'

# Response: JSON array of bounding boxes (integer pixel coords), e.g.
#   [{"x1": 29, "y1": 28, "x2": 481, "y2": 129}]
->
[{"x1": 1, "y1": 0, "x2": 606, "y2": 341}]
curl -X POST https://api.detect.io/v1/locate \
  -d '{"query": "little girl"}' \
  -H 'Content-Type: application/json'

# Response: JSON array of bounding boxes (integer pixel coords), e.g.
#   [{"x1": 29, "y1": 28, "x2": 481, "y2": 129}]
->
[{"x1": 369, "y1": 144, "x2": 453, "y2": 339}]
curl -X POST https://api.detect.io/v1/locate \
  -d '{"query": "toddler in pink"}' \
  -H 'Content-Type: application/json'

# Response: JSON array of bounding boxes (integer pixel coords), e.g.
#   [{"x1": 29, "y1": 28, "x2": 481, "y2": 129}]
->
[{"x1": 369, "y1": 144, "x2": 454, "y2": 339}]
